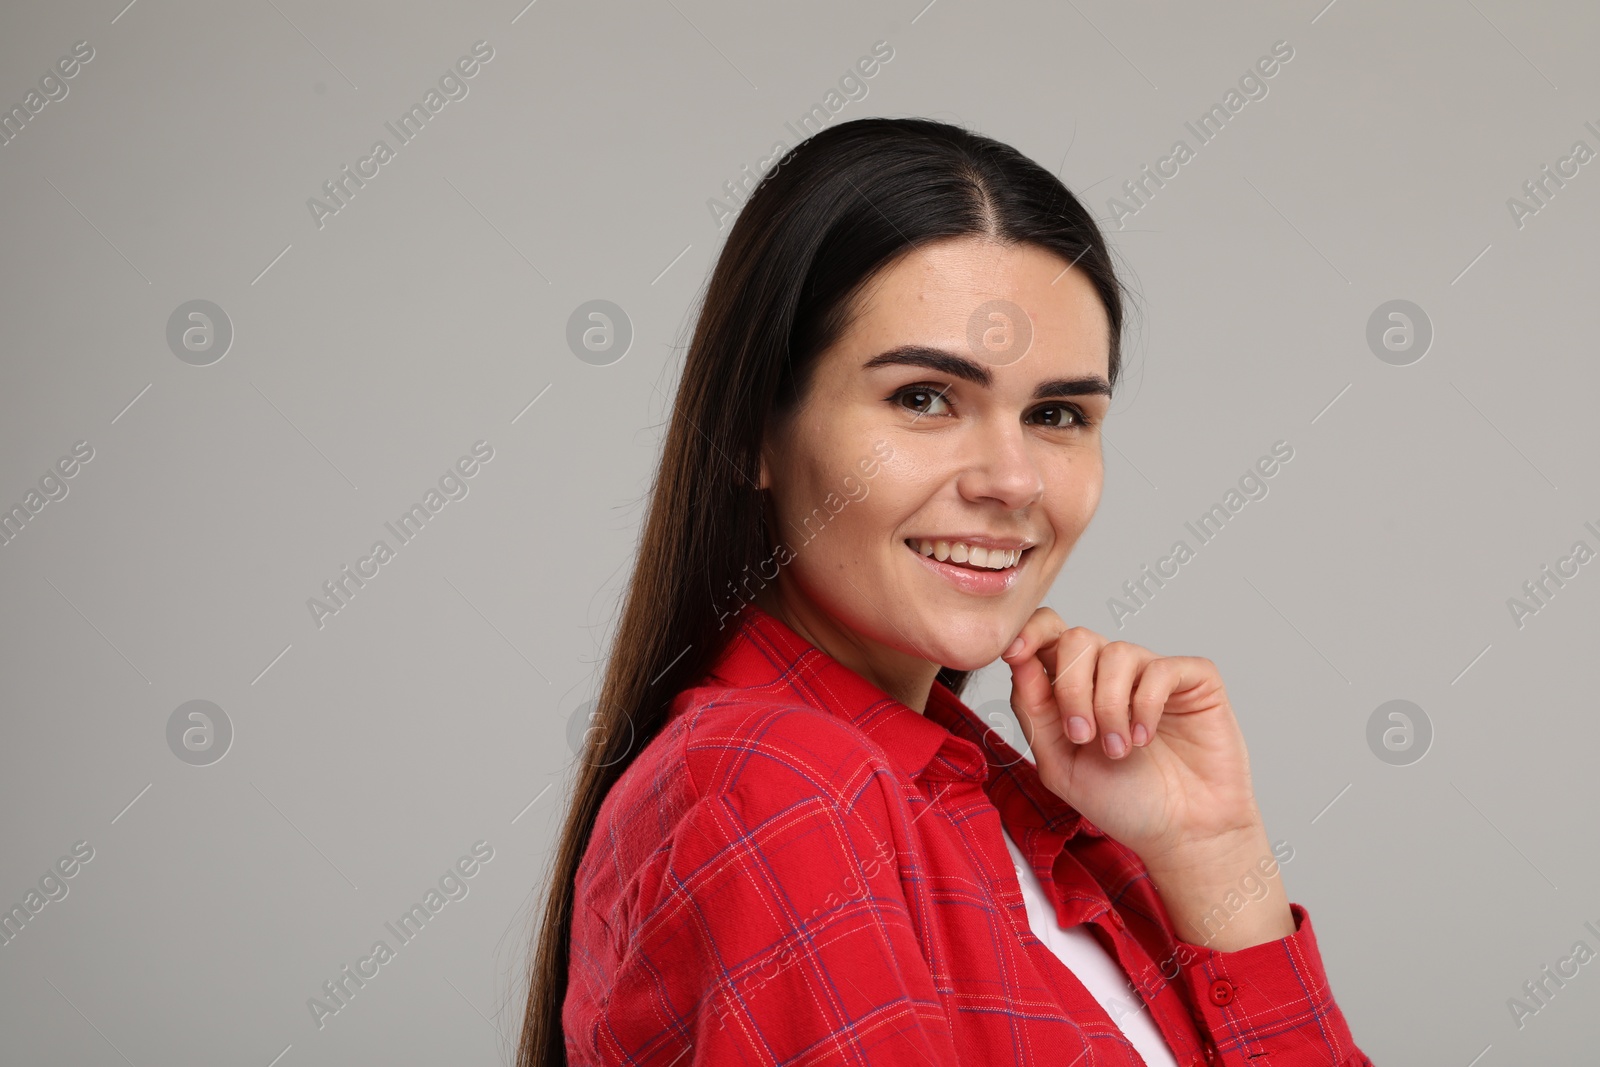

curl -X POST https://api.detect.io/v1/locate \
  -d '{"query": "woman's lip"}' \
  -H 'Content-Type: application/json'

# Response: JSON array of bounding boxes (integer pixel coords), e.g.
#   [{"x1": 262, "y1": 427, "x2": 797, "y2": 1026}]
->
[{"x1": 904, "y1": 540, "x2": 1028, "y2": 596}]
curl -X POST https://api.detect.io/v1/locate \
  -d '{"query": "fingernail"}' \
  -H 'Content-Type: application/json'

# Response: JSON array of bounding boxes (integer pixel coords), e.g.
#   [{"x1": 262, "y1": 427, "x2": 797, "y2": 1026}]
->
[
  {"x1": 1132, "y1": 724, "x2": 1148, "y2": 746},
  {"x1": 1005, "y1": 637, "x2": 1024, "y2": 658},
  {"x1": 1105, "y1": 733, "x2": 1126, "y2": 758},
  {"x1": 1067, "y1": 716, "x2": 1091, "y2": 743}
]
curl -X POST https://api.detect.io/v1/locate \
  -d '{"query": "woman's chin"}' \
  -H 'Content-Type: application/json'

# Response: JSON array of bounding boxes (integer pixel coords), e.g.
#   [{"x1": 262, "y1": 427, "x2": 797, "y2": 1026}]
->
[{"x1": 932, "y1": 639, "x2": 1012, "y2": 673}]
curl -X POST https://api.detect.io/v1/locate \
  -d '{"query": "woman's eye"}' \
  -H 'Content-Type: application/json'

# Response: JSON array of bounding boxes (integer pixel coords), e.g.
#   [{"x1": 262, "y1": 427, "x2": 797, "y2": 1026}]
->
[
  {"x1": 1032, "y1": 404, "x2": 1089, "y2": 428},
  {"x1": 895, "y1": 387, "x2": 951, "y2": 416}
]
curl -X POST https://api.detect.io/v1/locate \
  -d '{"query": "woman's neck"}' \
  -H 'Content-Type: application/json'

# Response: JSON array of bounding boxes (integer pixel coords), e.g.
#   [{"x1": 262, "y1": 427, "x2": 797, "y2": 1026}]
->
[{"x1": 750, "y1": 583, "x2": 938, "y2": 714}]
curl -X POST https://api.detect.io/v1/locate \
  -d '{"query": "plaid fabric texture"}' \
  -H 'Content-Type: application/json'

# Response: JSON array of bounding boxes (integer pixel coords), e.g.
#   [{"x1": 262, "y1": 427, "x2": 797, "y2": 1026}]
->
[{"x1": 565, "y1": 602, "x2": 1374, "y2": 1066}]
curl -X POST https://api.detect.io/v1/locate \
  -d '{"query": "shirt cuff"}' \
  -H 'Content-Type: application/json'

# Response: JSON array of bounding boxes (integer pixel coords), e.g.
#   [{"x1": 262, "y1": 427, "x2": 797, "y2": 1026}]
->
[{"x1": 1173, "y1": 902, "x2": 1367, "y2": 1066}]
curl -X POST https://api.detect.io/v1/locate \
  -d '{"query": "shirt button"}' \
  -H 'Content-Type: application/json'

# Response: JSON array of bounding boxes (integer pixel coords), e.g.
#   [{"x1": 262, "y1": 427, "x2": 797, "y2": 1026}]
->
[
  {"x1": 1108, "y1": 908, "x2": 1125, "y2": 929},
  {"x1": 1209, "y1": 978, "x2": 1235, "y2": 1005}
]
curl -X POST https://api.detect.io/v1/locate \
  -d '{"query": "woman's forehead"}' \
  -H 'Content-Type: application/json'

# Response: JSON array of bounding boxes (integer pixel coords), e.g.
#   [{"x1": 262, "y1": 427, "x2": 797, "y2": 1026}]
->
[{"x1": 846, "y1": 240, "x2": 1104, "y2": 337}]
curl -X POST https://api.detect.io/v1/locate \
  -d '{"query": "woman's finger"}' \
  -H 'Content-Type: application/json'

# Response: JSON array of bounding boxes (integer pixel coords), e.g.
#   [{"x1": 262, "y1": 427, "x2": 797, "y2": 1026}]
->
[
  {"x1": 1127, "y1": 657, "x2": 1184, "y2": 747},
  {"x1": 1005, "y1": 650, "x2": 1065, "y2": 759},
  {"x1": 1001, "y1": 609, "x2": 1076, "y2": 758},
  {"x1": 1089, "y1": 641, "x2": 1150, "y2": 759},
  {"x1": 1003, "y1": 608, "x2": 1069, "y2": 667},
  {"x1": 1048, "y1": 628, "x2": 1104, "y2": 746}
]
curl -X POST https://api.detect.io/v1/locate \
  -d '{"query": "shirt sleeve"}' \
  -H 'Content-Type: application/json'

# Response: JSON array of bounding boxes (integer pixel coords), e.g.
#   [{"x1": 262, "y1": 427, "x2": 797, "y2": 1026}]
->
[
  {"x1": 573, "y1": 705, "x2": 964, "y2": 1066},
  {"x1": 1173, "y1": 902, "x2": 1375, "y2": 1066}
]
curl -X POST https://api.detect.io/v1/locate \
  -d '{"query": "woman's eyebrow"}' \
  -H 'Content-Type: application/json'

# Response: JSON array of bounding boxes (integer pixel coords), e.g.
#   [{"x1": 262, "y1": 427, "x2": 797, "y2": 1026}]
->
[{"x1": 861, "y1": 344, "x2": 1112, "y2": 400}]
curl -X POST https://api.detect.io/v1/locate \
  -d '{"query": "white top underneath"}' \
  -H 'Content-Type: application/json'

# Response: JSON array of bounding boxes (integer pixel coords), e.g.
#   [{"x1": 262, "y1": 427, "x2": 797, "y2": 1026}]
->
[{"x1": 1000, "y1": 822, "x2": 1181, "y2": 1066}]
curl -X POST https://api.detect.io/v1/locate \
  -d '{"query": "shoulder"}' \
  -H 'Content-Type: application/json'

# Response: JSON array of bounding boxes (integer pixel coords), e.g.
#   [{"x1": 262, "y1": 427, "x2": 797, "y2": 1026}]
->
[
  {"x1": 580, "y1": 688, "x2": 908, "y2": 905},
  {"x1": 568, "y1": 690, "x2": 945, "y2": 1060},
  {"x1": 656, "y1": 692, "x2": 915, "y2": 929},
  {"x1": 673, "y1": 688, "x2": 908, "y2": 822},
  {"x1": 578, "y1": 688, "x2": 912, "y2": 953}
]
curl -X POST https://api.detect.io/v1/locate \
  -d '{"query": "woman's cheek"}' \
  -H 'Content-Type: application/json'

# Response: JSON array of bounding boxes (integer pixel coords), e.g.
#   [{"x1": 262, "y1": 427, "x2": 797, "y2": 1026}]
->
[{"x1": 1047, "y1": 456, "x2": 1102, "y2": 529}]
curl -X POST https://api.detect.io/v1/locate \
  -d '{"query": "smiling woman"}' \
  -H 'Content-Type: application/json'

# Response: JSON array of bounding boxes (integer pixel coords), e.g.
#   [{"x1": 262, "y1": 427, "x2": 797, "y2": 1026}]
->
[
  {"x1": 517, "y1": 117, "x2": 1373, "y2": 1067},
  {"x1": 746, "y1": 237, "x2": 1115, "y2": 687}
]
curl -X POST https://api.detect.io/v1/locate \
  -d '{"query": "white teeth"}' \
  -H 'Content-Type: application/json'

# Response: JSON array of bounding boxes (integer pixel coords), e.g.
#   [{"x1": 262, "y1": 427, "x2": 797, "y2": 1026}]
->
[{"x1": 907, "y1": 539, "x2": 1022, "y2": 570}]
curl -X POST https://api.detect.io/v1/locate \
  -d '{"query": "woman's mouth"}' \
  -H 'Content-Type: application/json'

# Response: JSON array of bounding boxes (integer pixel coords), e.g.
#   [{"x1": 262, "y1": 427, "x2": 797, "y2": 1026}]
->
[{"x1": 903, "y1": 538, "x2": 1033, "y2": 596}]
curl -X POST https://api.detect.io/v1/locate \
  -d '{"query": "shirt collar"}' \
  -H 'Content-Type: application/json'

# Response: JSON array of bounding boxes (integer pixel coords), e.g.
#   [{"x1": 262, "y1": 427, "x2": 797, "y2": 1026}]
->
[
  {"x1": 693, "y1": 601, "x2": 1104, "y2": 847},
  {"x1": 922, "y1": 679, "x2": 1106, "y2": 845}
]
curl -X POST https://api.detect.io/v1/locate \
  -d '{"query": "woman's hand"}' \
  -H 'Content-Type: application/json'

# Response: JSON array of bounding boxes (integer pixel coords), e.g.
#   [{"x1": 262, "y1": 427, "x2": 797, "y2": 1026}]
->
[{"x1": 999, "y1": 607, "x2": 1264, "y2": 865}]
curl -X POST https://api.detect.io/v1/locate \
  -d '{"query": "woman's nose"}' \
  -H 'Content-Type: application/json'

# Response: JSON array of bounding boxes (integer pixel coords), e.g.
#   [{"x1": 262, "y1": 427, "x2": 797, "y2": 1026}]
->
[{"x1": 955, "y1": 420, "x2": 1045, "y2": 509}]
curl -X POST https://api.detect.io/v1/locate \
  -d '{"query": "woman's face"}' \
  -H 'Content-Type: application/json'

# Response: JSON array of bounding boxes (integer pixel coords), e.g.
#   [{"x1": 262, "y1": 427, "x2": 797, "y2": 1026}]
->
[{"x1": 757, "y1": 235, "x2": 1113, "y2": 694}]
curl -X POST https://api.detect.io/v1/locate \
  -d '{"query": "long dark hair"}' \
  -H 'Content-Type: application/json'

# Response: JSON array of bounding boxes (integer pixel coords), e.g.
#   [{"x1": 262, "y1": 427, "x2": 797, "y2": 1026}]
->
[{"x1": 517, "y1": 115, "x2": 1130, "y2": 1065}]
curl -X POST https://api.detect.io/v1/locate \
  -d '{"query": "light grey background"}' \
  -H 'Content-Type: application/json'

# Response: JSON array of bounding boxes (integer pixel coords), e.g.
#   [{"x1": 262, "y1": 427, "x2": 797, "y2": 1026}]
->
[{"x1": 2, "y1": 0, "x2": 1596, "y2": 1062}]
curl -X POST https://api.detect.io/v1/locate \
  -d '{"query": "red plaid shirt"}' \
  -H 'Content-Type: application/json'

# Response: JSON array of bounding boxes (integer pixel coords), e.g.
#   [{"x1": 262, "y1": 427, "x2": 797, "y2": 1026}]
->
[{"x1": 566, "y1": 602, "x2": 1373, "y2": 1065}]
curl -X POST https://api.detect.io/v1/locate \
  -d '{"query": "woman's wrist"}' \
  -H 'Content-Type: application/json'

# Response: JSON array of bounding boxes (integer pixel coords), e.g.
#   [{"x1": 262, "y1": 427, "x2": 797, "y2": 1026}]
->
[{"x1": 1139, "y1": 821, "x2": 1296, "y2": 953}]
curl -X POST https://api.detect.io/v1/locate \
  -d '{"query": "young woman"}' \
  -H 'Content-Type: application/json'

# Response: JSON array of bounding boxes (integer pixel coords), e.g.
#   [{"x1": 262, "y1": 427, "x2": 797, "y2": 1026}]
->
[{"x1": 518, "y1": 117, "x2": 1373, "y2": 1066}]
